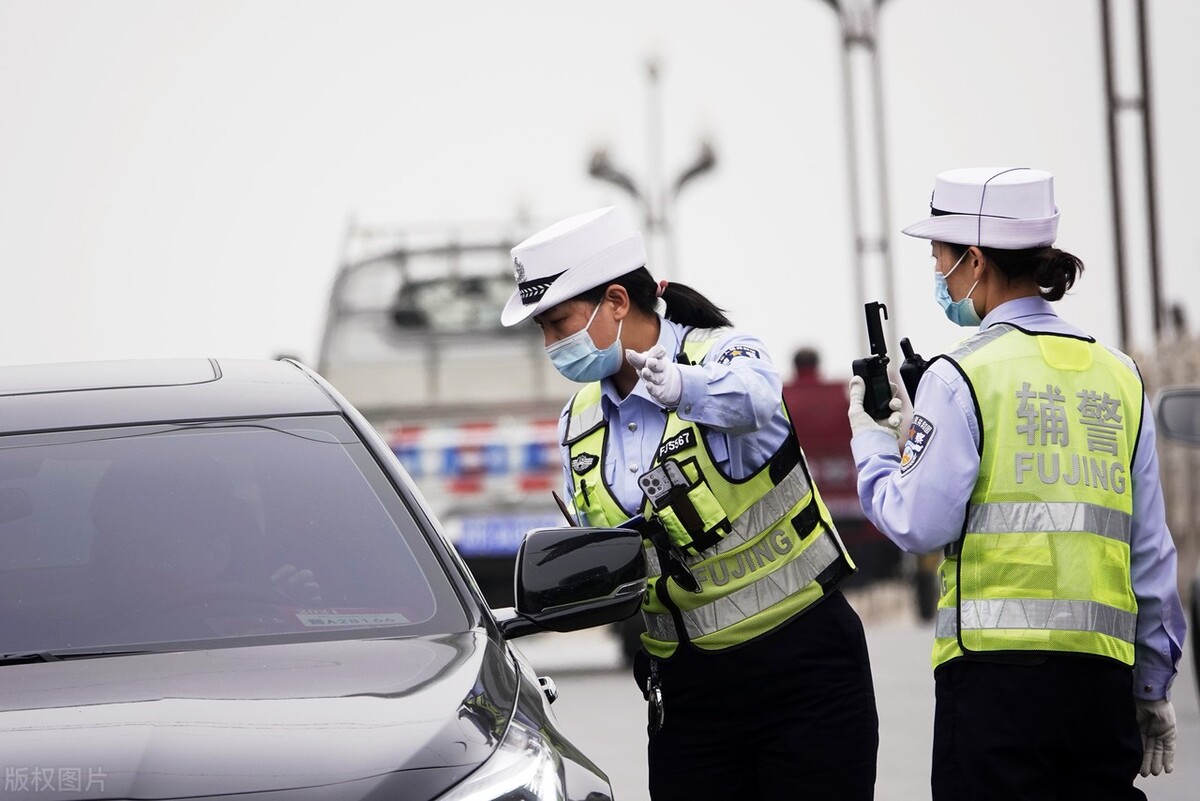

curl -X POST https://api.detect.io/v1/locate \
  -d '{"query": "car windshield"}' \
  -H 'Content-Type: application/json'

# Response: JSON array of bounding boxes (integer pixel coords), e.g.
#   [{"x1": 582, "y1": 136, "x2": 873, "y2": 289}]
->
[{"x1": 0, "y1": 415, "x2": 468, "y2": 657}]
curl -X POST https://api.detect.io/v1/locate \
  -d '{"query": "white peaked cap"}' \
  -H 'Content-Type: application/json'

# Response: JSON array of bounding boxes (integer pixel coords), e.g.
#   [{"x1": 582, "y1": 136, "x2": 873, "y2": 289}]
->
[
  {"x1": 501, "y1": 206, "x2": 647, "y2": 327},
  {"x1": 902, "y1": 167, "x2": 1060, "y2": 249}
]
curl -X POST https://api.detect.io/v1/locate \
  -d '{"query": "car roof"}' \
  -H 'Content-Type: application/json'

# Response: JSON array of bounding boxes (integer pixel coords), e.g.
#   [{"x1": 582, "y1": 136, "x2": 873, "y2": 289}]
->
[{"x1": 0, "y1": 358, "x2": 341, "y2": 435}]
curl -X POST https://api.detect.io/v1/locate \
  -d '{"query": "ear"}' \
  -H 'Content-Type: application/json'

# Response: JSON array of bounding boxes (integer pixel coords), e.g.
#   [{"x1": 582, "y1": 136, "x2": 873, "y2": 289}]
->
[
  {"x1": 604, "y1": 284, "x2": 631, "y2": 320},
  {"x1": 967, "y1": 246, "x2": 988, "y2": 278}
]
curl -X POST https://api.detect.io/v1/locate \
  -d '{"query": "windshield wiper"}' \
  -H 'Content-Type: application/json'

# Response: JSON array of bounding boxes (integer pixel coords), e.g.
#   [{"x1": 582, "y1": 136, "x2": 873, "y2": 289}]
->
[
  {"x1": 1, "y1": 648, "x2": 154, "y2": 665},
  {"x1": 0, "y1": 651, "x2": 60, "y2": 664}
]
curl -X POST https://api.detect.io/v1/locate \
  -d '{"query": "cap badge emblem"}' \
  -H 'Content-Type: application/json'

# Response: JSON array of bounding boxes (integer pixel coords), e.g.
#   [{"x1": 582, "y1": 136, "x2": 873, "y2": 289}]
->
[{"x1": 513, "y1": 257, "x2": 526, "y2": 283}]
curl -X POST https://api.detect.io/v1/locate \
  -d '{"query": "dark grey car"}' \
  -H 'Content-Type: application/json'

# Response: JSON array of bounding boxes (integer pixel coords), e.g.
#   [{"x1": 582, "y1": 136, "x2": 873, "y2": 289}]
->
[{"x1": 0, "y1": 358, "x2": 644, "y2": 800}]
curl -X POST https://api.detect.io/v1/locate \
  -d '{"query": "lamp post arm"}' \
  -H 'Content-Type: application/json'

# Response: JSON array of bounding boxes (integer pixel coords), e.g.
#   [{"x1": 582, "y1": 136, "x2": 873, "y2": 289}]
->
[
  {"x1": 672, "y1": 141, "x2": 717, "y2": 197},
  {"x1": 588, "y1": 149, "x2": 646, "y2": 202}
]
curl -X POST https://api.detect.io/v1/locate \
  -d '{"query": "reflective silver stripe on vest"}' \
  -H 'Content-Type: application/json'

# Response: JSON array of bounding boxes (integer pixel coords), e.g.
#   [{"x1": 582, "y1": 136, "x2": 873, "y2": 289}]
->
[
  {"x1": 564, "y1": 399, "x2": 605, "y2": 444},
  {"x1": 1103, "y1": 344, "x2": 1139, "y2": 376},
  {"x1": 680, "y1": 531, "x2": 840, "y2": 639},
  {"x1": 640, "y1": 545, "x2": 680, "y2": 640},
  {"x1": 698, "y1": 463, "x2": 813, "y2": 562},
  {"x1": 644, "y1": 605, "x2": 679, "y2": 642},
  {"x1": 935, "y1": 598, "x2": 1137, "y2": 643},
  {"x1": 668, "y1": 530, "x2": 839, "y2": 642},
  {"x1": 966, "y1": 501, "x2": 1132, "y2": 544},
  {"x1": 945, "y1": 324, "x2": 1013, "y2": 362}
]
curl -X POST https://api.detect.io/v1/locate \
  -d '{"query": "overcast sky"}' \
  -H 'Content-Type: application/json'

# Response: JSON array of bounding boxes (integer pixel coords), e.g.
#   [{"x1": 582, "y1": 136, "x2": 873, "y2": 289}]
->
[{"x1": 1, "y1": 0, "x2": 1197, "y2": 383}]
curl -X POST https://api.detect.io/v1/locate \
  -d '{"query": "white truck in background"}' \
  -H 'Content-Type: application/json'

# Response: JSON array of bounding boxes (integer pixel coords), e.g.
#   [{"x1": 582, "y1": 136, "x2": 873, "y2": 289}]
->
[{"x1": 316, "y1": 221, "x2": 578, "y2": 607}]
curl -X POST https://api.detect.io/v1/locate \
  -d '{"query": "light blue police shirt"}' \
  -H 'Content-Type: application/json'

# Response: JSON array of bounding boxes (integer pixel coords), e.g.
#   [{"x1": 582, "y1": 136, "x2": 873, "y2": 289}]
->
[
  {"x1": 557, "y1": 315, "x2": 789, "y2": 520},
  {"x1": 851, "y1": 295, "x2": 1186, "y2": 700}
]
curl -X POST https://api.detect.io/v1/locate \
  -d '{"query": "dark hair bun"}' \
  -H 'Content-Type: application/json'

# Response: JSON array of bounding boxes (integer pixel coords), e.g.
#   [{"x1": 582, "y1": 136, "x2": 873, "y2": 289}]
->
[{"x1": 1033, "y1": 249, "x2": 1084, "y2": 302}]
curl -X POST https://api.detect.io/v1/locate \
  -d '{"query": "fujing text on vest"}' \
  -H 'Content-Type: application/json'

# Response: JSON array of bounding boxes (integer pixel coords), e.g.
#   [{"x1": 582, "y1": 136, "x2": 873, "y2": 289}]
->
[{"x1": 1014, "y1": 452, "x2": 1127, "y2": 494}]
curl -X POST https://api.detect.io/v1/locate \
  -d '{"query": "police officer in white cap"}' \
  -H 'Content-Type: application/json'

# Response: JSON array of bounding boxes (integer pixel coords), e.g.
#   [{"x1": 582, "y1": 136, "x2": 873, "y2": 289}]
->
[
  {"x1": 848, "y1": 167, "x2": 1186, "y2": 799},
  {"x1": 504, "y1": 206, "x2": 879, "y2": 801}
]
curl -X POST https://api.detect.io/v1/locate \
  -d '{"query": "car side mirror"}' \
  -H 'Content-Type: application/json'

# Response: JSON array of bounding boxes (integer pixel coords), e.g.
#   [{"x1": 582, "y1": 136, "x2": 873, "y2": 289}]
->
[
  {"x1": 496, "y1": 527, "x2": 646, "y2": 639},
  {"x1": 1155, "y1": 387, "x2": 1200, "y2": 446}
]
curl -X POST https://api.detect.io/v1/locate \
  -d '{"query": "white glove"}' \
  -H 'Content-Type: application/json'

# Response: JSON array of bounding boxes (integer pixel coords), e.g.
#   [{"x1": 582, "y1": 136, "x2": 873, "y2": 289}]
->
[
  {"x1": 847, "y1": 375, "x2": 903, "y2": 440},
  {"x1": 1135, "y1": 698, "x2": 1176, "y2": 777},
  {"x1": 626, "y1": 345, "x2": 683, "y2": 408}
]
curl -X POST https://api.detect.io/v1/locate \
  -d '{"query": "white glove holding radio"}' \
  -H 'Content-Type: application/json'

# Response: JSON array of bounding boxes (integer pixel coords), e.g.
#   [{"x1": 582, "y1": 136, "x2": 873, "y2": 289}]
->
[
  {"x1": 1135, "y1": 698, "x2": 1176, "y2": 777},
  {"x1": 626, "y1": 345, "x2": 683, "y2": 408},
  {"x1": 847, "y1": 375, "x2": 903, "y2": 441}
]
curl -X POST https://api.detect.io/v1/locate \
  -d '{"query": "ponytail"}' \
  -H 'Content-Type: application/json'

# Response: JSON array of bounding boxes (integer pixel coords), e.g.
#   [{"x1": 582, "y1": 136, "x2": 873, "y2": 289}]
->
[
  {"x1": 577, "y1": 267, "x2": 734, "y2": 328},
  {"x1": 1029, "y1": 249, "x2": 1084, "y2": 302},
  {"x1": 660, "y1": 281, "x2": 733, "y2": 328}
]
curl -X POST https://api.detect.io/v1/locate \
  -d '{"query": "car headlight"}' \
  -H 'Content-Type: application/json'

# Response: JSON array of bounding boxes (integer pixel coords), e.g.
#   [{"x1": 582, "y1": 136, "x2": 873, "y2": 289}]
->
[{"x1": 435, "y1": 715, "x2": 565, "y2": 801}]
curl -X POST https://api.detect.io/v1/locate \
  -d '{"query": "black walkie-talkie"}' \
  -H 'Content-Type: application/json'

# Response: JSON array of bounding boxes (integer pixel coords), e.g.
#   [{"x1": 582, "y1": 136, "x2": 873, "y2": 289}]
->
[
  {"x1": 899, "y1": 337, "x2": 930, "y2": 405},
  {"x1": 851, "y1": 302, "x2": 893, "y2": 420}
]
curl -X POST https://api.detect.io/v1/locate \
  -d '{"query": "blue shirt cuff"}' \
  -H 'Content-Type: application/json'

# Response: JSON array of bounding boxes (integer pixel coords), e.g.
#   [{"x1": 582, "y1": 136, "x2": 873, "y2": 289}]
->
[
  {"x1": 1133, "y1": 666, "x2": 1175, "y2": 701},
  {"x1": 675, "y1": 364, "x2": 707, "y2": 418}
]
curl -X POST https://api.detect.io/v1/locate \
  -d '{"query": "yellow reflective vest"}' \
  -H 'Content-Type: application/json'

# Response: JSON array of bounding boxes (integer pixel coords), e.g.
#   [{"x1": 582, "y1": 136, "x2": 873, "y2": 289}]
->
[
  {"x1": 932, "y1": 324, "x2": 1142, "y2": 669},
  {"x1": 563, "y1": 327, "x2": 855, "y2": 658}
]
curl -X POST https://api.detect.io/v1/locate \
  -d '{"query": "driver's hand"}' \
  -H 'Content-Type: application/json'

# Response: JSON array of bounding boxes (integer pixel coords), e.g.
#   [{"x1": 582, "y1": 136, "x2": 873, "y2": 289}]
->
[{"x1": 270, "y1": 564, "x2": 323, "y2": 606}]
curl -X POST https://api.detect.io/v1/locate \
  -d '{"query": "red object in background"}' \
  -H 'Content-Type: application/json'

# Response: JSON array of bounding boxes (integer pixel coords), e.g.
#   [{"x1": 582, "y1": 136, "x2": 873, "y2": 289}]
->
[{"x1": 781, "y1": 365, "x2": 885, "y2": 550}]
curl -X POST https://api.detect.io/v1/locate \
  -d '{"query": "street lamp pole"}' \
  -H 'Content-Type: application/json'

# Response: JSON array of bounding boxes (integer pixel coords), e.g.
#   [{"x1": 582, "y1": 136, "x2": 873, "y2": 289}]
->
[
  {"x1": 587, "y1": 57, "x2": 716, "y2": 280},
  {"x1": 647, "y1": 58, "x2": 667, "y2": 273},
  {"x1": 817, "y1": 0, "x2": 897, "y2": 353},
  {"x1": 1099, "y1": 0, "x2": 1164, "y2": 349}
]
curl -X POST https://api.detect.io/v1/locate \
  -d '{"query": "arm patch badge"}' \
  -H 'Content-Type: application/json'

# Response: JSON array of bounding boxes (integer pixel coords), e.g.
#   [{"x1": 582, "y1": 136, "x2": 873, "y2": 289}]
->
[
  {"x1": 716, "y1": 345, "x2": 761, "y2": 365},
  {"x1": 571, "y1": 452, "x2": 599, "y2": 475},
  {"x1": 899, "y1": 415, "x2": 936, "y2": 475}
]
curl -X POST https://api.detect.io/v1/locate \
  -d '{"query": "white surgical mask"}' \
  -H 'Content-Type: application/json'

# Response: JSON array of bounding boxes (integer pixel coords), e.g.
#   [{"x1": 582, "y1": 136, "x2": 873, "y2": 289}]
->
[{"x1": 545, "y1": 303, "x2": 624, "y2": 383}]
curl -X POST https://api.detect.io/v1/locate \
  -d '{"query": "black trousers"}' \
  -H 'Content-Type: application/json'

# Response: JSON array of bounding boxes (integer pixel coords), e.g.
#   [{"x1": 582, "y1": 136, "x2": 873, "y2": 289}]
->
[
  {"x1": 634, "y1": 590, "x2": 879, "y2": 801},
  {"x1": 932, "y1": 656, "x2": 1145, "y2": 801}
]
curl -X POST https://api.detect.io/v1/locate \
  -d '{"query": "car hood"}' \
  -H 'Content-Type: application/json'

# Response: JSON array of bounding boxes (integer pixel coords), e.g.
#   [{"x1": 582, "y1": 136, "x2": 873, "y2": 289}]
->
[{"x1": 0, "y1": 630, "x2": 517, "y2": 799}]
